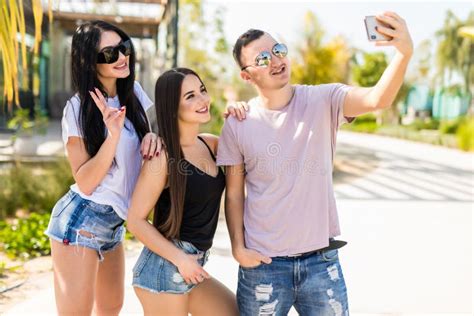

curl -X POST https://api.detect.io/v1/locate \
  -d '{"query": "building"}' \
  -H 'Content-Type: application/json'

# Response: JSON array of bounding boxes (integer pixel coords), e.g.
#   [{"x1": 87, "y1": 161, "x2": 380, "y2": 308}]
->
[{"x1": 1, "y1": 0, "x2": 178, "y2": 127}]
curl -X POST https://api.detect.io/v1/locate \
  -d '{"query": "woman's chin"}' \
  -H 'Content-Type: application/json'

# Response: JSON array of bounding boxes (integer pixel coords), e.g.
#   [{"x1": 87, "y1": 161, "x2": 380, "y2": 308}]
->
[
  {"x1": 113, "y1": 69, "x2": 130, "y2": 79},
  {"x1": 198, "y1": 115, "x2": 211, "y2": 124}
]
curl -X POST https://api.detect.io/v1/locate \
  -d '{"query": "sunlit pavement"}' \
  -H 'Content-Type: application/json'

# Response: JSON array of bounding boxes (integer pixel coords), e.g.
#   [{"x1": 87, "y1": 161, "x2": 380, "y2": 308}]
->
[{"x1": 3, "y1": 131, "x2": 473, "y2": 315}]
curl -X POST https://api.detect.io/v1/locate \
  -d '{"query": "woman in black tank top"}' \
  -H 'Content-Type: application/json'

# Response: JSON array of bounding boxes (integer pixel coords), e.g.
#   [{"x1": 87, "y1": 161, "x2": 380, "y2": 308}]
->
[
  {"x1": 153, "y1": 135, "x2": 225, "y2": 251},
  {"x1": 127, "y1": 68, "x2": 238, "y2": 315}
]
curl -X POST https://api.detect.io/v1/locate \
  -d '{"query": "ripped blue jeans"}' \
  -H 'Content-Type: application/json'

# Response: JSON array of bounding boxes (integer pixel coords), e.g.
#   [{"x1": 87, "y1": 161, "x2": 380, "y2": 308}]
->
[
  {"x1": 237, "y1": 249, "x2": 349, "y2": 316},
  {"x1": 44, "y1": 190, "x2": 125, "y2": 261}
]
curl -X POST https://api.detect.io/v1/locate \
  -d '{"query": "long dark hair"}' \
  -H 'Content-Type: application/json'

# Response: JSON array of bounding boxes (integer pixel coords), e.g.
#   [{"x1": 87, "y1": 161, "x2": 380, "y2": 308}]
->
[
  {"x1": 153, "y1": 68, "x2": 205, "y2": 239},
  {"x1": 70, "y1": 20, "x2": 149, "y2": 158}
]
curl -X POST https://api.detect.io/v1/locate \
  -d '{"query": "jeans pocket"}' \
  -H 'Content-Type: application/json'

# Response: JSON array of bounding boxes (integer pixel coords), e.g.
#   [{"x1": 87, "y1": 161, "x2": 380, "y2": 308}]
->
[
  {"x1": 321, "y1": 249, "x2": 339, "y2": 262},
  {"x1": 85, "y1": 200, "x2": 115, "y2": 216},
  {"x1": 51, "y1": 191, "x2": 76, "y2": 218},
  {"x1": 240, "y1": 262, "x2": 264, "y2": 271}
]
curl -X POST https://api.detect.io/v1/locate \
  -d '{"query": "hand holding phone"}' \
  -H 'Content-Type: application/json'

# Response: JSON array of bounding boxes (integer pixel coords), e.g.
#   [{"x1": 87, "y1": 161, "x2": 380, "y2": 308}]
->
[
  {"x1": 364, "y1": 16, "x2": 393, "y2": 41},
  {"x1": 364, "y1": 12, "x2": 414, "y2": 57}
]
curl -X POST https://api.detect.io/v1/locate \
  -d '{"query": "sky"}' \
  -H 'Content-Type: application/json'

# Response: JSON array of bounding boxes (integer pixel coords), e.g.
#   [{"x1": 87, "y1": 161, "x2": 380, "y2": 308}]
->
[{"x1": 206, "y1": 0, "x2": 472, "y2": 54}]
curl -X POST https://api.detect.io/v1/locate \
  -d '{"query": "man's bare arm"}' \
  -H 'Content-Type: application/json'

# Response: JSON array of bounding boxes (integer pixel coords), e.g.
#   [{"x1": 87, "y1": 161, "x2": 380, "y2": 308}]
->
[
  {"x1": 224, "y1": 164, "x2": 271, "y2": 267},
  {"x1": 343, "y1": 12, "x2": 413, "y2": 117}
]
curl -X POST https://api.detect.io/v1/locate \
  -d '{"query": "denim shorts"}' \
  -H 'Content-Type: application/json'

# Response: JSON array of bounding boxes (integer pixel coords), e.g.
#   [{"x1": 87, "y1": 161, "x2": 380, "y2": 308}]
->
[
  {"x1": 237, "y1": 248, "x2": 348, "y2": 316},
  {"x1": 44, "y1": 190, "x2": 125, "y2": 261},
  {"x1": 132, "y1": 240, "x2": 210, "y2": 294}
]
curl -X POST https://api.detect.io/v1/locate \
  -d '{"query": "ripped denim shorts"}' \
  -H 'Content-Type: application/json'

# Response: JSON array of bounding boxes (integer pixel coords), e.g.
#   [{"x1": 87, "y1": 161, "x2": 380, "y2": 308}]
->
[
  {"x1": 132, "y1": 240, "x2": 210, "y2": 294},
  {"x1": 44, "y1": 190, "x2": 125, "y2": 261}
]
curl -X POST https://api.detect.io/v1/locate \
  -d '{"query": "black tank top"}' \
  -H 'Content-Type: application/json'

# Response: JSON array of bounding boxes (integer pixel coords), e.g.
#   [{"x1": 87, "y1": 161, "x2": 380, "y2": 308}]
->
[{"x1": 153, "y1": 136, "x2": 225, "y2": 251}]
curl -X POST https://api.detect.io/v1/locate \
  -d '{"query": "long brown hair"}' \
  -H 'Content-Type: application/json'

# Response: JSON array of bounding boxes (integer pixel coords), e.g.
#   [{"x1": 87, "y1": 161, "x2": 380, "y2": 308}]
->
[{"x1": 153, "y1": 68, "x2": 205, "y2": 239}]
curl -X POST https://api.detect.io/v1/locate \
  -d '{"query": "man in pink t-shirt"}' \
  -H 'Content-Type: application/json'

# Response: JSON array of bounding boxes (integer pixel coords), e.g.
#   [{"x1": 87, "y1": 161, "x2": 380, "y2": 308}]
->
[{"x1": 217, "y1": 12, "x2": 413, "y2": 315}]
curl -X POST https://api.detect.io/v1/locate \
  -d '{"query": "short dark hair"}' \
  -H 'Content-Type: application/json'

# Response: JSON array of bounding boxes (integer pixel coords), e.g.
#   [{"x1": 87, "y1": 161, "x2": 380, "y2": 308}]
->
[{"x1": 233, "y1": 29, "x2": 265, "y2": 68}]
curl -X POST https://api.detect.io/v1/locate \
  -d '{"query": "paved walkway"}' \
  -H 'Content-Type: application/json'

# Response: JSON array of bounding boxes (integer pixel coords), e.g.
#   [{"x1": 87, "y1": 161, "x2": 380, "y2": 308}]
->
[{"x1": 2, "y1": 130, "x2": 473, "y2": 315}]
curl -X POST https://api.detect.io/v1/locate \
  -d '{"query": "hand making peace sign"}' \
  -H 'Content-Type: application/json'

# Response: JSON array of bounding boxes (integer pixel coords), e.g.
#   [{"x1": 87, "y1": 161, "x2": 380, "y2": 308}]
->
[{"x1": 89, "y1": 87, "x2": 126, "y2": 139}]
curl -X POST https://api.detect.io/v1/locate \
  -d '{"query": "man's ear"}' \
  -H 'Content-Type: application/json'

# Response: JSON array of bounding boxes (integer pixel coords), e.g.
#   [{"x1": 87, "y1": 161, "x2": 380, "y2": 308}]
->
[{"x1": 240, "y1": 70, "x2": 253, "y2": 84}]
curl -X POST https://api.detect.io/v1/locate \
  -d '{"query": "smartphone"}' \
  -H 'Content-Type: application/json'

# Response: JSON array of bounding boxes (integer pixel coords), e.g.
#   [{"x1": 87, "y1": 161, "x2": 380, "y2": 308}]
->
[{"x1": 364, "y1": 16, "x2": 392, "y2": 41}]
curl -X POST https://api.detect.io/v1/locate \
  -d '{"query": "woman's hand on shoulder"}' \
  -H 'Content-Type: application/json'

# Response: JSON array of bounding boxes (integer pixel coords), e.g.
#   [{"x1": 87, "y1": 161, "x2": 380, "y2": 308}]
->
[
  {"x1": 141, "y1": 143, "x2": 168, "y2": 178},
  {"x1": 141, "y1": 132, "x2": 165, "y2": 160},
  {"x1": 223, "y1": 101, "x2": 249, "y2": 121}
]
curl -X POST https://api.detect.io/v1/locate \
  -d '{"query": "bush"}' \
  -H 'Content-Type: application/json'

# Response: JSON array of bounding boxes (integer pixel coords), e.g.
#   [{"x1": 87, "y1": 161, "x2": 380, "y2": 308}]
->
[
  {"x1": 0, "y1": 213, "x2": 137, "y2": 260},
  {"x1": 353, "y1": 113, "x2": 377, "y2": 124},
  {"x1": 7, "y1": 108, "x2": 49, "y2": 136},
  {"x1": 0, "y1": 213, "x2": 51, "y2": 259},
  {"x1": 342, "y1": 113, "x2": 379, "y2": 133},
  {"x1": 456, "y1": 118, "x2": 474, "y2": 151},
  {"x1": 0, "y1": 159, "x2": 74, "y2": 219},
  {"x1": 407, "y1": 118, "x2": 440, "y2": 131},
  {"x1": 439, "y1": 118, "x2": 464, "y2": 135}
]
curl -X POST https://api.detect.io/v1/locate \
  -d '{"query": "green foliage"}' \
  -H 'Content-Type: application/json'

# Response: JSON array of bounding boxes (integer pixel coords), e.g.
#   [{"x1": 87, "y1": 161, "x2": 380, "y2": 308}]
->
[
  {"x1": 352, "y1": 52, "x2": 388, "y2": 87},
  {"x1": 123, "y1": 222, "x2": 135, "y2": 240},
  {"x1": 0, "y1": 159, "x2": 74, "y2": 219},
  {"x1": 201, "y1": 100, "x2": 224, "y2": 135},
  {"x1": 439, "y1": 118, "x2": 464, "y2": 134},
  {"x1": 342, "y1": 113, "x2": 379, "y2": 133},
  {"x1": 7, "y1": 107, "x2": 49, "y2": 136},
  {"x1": 0, "y1": 261, "x2": 6, "y2": 277},
  {"x1": 435, "y1": 10, "x2": 474, "y2": 93},
  {"x1": 213, "y1": 6, "x2": 228, "y2": 55},
  {"x1": 406, "y1": 118, "x2": 440, "y2": 131},
  {"x1": 456, "y1": 117, "x2": 474, "y2": 151},
  {"x1": 179, "y1": 0, "x2": 230, "y2": 134},
  {"x1": 352, "y1": 113, "x2": 377, "y2": 124},
  {"x1": 0, "y1": 261, "x2": 22, "y2": 279},
  {"x1": 345, "y1": 114, "x2": 473, "y2": 151},
  {"x1": 347, "y1": 121, "x2": 379, "y2": 133},
  {"x1": 0, "y1": 213, "x2": 51, "y2": 259},
  {"x1": 291, "y1": 11, "x2": 351, "y2": 85}
]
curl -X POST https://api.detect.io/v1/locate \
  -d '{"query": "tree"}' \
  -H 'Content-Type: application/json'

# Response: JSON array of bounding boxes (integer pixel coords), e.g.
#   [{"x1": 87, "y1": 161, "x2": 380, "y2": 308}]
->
[
  {"x1": 352, "y1": 52, "x2": 387, "y2": 88},
  {"x1": 356, "y1": 52, "x2": 411, "y2": 125},
  {"x1": 178, "y1": 0, "x2": 231, "y2": 134},
  {"x1": 435, "y1": 10, "x2": 474, "y2": 94},
  {"x1": 351, "y1": 51, "x2": 405, "y2": 124},
  {"x1": 291, "y1": 11, "x2": 351, "y2": 85}
]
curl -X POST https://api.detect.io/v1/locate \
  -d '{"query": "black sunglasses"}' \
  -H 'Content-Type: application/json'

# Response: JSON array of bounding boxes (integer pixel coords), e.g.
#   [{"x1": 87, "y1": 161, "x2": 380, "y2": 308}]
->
[
  {"x1": 241, "y1": 43, "x2": 288, "y2": 71},
  {"x1": 97, "y1": 39, "x2": 132, "y2": 64}
]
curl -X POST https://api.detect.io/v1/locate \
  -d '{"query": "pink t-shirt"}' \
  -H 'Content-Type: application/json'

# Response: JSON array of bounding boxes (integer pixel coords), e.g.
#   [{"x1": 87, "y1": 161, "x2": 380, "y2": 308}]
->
[{"x1": 217, "y1": 84, "x2": 353, "y2": 257}]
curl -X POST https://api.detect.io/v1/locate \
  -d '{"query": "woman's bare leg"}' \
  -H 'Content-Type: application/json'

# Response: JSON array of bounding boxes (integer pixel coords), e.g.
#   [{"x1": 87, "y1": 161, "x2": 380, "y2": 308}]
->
[
  {"x1": 51, "y1": 239, "x2": 99, "y2": 315},
  {"x1": 134, "y1": 287, "x2": 189, "y2": 316},
  {"x1": 93, "y1": 243, "x2": 125, "y2": 316},
  {"x1": 189, "y1": 278, "x2": 238, "y2": 316}
]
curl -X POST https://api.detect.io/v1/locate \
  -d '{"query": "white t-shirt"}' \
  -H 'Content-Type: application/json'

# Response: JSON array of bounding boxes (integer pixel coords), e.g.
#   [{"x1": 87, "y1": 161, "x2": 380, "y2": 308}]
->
[{"x1": 61, "y1": 81, "x2": 153, "y2": 220}]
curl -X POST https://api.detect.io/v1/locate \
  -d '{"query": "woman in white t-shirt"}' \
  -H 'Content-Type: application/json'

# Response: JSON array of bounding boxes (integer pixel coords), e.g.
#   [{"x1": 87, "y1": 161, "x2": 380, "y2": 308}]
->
[{"x1": 44, "y1": 20, "x2": 159, "y2": 315}]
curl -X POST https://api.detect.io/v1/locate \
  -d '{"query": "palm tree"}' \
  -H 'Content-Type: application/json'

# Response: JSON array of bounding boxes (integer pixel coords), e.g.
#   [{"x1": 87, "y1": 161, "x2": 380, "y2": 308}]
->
[
  {"x1": 435, "y1": 10, "x2": 474, "y2": 94},
  {"x1": 0, "y1": 0, "x2": 51, "y2": 113}
]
